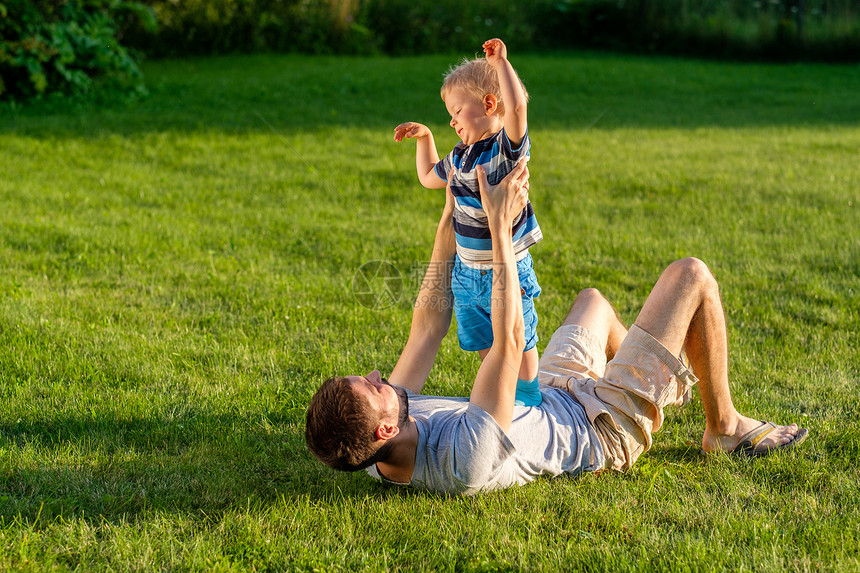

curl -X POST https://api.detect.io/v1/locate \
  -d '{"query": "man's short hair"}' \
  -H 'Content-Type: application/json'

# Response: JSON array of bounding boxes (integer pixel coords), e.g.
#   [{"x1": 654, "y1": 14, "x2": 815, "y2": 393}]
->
[
  {"x1": 440, "y1": 57, "x2": 529, "y2": 117},
  {"x1": 305, "y1": 376, "x2": 385, "y2": 472}
]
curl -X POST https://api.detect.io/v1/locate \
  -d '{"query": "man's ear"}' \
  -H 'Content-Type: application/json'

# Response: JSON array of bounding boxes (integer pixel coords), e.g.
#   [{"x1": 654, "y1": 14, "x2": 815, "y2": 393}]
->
[
  {"x1": 375, "y1": 421, "x2": 400, "y2": 441},
  {"x1": 483, "y1": 94, "x2": 499, "y2": 116}
]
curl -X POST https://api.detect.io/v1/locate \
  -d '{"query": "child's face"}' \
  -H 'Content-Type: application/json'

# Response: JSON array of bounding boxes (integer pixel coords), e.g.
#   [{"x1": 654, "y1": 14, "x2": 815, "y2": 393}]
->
[{"x1": 443, "y1": 89, "x2": 498, "y2": 146}]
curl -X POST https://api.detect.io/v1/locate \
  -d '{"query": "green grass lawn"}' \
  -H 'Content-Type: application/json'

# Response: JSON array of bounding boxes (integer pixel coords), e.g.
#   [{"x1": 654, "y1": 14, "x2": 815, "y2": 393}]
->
[{"x1": 1, "y1": 51, "x2": 858, "y2": 571}]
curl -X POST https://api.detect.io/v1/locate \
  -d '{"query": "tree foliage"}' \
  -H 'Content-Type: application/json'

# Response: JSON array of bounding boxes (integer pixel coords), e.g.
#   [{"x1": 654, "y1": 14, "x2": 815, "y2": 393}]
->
[
  {"x1": 119, "y1": 0, "x2": 374, "y2": 57},
  {"x1": 0, "y1": 0, "x2": 155, "y2": 101}
]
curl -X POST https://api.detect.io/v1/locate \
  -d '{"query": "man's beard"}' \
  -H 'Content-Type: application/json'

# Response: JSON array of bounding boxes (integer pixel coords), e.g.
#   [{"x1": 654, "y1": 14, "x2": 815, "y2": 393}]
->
[
  {"x1": 383, "y1": 377, "x2": 411, "y2": 430},
  {"x1": 393, "y1": 385, "x2": 411, "y2": 429},
  {"x1": 364, "y1": 378, "x2": 412, "y2": 470}
]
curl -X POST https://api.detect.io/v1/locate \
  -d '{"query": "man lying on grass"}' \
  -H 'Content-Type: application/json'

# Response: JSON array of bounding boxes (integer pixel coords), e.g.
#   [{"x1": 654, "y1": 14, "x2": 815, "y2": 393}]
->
[{"x1": 305, "y1": 160, "x2": 809, "y2": 495}]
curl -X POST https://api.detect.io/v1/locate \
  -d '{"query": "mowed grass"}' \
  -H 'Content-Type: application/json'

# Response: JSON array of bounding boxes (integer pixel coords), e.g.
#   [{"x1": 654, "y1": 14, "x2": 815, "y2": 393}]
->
[{"x1": 0, "y1": 51, "x2": 858, "y2": 571}]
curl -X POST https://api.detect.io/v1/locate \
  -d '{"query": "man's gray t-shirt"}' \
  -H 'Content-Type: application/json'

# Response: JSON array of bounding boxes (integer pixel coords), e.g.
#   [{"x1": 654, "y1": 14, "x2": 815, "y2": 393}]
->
[{"x1": 366, "y1": 386, "x2": 605, "y2": 495}]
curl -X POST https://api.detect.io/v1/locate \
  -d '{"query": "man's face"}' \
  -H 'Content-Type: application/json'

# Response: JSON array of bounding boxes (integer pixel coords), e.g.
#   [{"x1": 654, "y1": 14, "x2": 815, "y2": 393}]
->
[
  {"x1": 346, "y1": 370, "x2": 410, "y2": 428},
  {"x1": 443, "y1": 89, "x2": 496, "y2": 146}
]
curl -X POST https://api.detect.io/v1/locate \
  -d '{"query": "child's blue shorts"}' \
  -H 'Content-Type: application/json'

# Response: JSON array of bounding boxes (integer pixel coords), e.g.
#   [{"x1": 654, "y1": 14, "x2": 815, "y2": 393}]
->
[{"x1": 451, "y1": 253, "x2": 541, "y2": 352}]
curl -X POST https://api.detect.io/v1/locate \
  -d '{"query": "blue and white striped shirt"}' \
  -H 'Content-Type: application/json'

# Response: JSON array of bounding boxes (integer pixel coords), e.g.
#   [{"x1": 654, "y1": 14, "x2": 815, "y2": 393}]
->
[{"x1": 434, "y1": 128, "x2": 542, "y2": 267}]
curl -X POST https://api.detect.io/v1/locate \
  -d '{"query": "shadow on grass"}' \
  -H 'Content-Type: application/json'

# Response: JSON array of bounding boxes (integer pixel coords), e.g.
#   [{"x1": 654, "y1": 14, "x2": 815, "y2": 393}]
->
[
  {"x1": 643, "y1": 444, "x2": 708, "y2": 464},
  {"x1": 0, "y1": 410, "x2": 398, "y2": 525}
]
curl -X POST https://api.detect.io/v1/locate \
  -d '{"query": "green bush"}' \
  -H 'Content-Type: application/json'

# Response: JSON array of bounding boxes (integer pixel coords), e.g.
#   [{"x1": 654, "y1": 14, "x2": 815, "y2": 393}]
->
[
  {"x1": 120, "y1": 0, "x2": 860, "y2": 61},
  {"x1": 0, "y1": 0, "x2": 155, "y2": 101},
  {"x1": 360, "y1": 0, "x2": 542, "y2": 55},
  {"x1": 122, "y1": 0, "x2": 375, "y2": 57},
  {"x1": 594, "y1": 0, "x2": 860, "y2": 61},
  {"x1": 123, "y1": 0, "x2": 578, "y2": 57}
]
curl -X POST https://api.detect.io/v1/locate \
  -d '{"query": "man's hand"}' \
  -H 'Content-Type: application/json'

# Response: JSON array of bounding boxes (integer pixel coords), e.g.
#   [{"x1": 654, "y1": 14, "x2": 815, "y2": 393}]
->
[
  {"x1": 394, "y1": 122, "x2": 431, "y2": 142},
  {"x1": 482, "y1": 38, "x2": 508, "y2": 67},
  {"x1": 476, "y1": 159, "x2": 530, "y2": 232}
]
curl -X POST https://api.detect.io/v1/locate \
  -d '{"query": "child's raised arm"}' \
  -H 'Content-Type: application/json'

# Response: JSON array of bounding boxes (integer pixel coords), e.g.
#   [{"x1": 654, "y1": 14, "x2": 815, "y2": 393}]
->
[
  {"x1": 394, "y1": 122, "x2": 446, "y2": 189},
  {"x1": 483, "y1": 38, "x2": 527, "y2": 149}
]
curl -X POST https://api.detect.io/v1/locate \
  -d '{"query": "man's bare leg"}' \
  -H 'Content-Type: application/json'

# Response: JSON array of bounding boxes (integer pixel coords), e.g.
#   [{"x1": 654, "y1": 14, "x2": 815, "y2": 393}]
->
[
  {"x1": 633, "y1": 258, "x2": 803, "y2": 453},
  {"x1": 562, "y1": 288, "x2": 628, "y2": 361}
]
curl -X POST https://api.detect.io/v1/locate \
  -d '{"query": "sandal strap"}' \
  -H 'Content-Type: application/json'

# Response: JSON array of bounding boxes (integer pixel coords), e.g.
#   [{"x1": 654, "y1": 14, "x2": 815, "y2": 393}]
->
[{"x1": 734, "y1": 421, "x2": 777, "y2": 452}]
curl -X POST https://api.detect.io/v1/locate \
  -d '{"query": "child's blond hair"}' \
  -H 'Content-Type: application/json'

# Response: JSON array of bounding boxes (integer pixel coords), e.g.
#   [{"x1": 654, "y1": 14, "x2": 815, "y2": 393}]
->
[{"x1": 440, "y1": 57, "x2": 529, "y2": 117}]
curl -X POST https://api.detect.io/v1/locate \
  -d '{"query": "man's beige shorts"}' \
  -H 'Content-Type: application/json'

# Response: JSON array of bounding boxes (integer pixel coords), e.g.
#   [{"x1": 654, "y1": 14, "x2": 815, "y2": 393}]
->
[{"x1": 538, "y1": 324, "x2": 698, "y2": 471}]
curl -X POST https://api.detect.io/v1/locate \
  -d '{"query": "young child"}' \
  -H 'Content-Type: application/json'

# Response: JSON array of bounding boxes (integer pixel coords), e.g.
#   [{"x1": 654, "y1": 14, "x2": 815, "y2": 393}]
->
[{"x1": 394, "y1": 38, "x2": 543, "y2": 406}]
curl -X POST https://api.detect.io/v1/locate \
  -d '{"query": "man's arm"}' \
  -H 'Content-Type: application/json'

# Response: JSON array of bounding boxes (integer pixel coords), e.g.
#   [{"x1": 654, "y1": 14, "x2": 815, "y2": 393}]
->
[
  {"x1": 483, "y1": 39, "x2": 527, "y2": 148},
  {"x1": 387, "y1": 183, "x2": 456, "y2": 393},
  {"x1": 468, "y1": 161, "x2": 529, "y2": 432},
  {"x1": 394, "y1": 122, "x2": 447, "y2": 189}
]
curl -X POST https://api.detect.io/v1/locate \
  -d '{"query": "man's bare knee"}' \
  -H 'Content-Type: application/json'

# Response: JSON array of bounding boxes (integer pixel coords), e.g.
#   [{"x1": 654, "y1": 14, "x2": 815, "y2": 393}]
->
[
  {"x1": 573, "y1": 288, "x2": 613, "y2": 315},
  {"x1": 563, "y1": 287, "x2": 618, "y2": 331},
  {"x1": 665, "y1": 257, "x2": 718, "y2": 296},
  {"x1": 567, "y1": 287, "x2": 623, "y2": 331},
  {"x1": 576, "y1": 287, "x2": 605, "y2": 305}
]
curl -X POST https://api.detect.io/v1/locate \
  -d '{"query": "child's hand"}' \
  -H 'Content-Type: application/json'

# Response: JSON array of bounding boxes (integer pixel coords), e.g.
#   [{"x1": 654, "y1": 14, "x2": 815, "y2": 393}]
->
[
  {"x1": 394, "y1": 122, "x2": 431, "y2": 142},
  {"x1": 482, "y1": 38, "x2": 508, "y2": 66}
]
